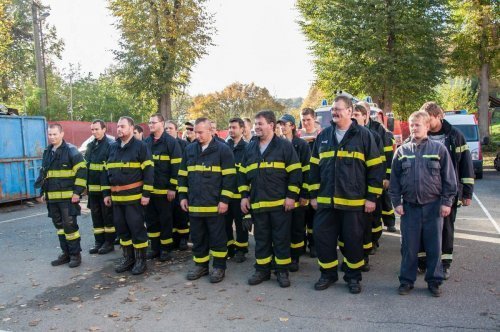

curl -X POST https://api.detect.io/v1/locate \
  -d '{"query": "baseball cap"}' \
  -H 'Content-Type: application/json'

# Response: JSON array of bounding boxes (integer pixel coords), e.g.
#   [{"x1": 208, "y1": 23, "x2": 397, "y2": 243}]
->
[
  {"x1": 277, "y1": 114, "x2": 296, "y2": 126},
  {"x1": 184, "y1": 120, "x2": 194, "y2": 127}
]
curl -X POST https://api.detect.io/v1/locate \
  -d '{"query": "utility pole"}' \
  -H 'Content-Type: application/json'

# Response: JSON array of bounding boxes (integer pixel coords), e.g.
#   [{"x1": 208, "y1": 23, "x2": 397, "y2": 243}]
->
[{"x1": 31, "y1": 1, "x2": 48, "y2": 117}]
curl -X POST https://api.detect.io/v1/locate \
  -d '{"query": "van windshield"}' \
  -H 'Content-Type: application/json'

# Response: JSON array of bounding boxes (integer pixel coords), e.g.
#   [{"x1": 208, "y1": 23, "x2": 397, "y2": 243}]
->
[
  {"x1": 316, "y1": 110, "x2": 332, "y2": 129},
  {"x1": 454, "y1": 125, "x2": 479, "y2": 142}
]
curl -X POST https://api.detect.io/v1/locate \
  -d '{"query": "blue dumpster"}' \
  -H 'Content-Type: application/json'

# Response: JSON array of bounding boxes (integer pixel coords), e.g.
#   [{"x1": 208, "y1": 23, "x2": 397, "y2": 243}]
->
[{"x1": 0, "y1": 115, "x2": 47, "y2": 203}]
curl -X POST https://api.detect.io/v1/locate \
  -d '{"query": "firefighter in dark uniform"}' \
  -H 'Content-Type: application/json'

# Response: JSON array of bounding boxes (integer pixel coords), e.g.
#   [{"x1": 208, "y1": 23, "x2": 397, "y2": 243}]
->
[
  {"x1": 144, "y1": 114, "x2": 182, "y2": 261},
  {"x1": 390, "y1": 110, "x2": 457, "y2": 297},
  {"x1": 309, "y1": 95, "x2": 384, "y2": 294},
  {"x1": 178, "y1": 117, "x2": 236, "y2": 283},
  {"x1": 381, "y1": 130, "x2": 397, "y2": 231},
  {"x1": 239, "y1": 110, "x2": 302, "y2": 288},
  {"x1": 299, "y1": 108, "x2": 320, "y2": 257},
  {"x1": 165, "y1": 120, "x2": 190, "y2": 250},
  {"x1": 225, "y1": 117, "x2": 249, "y2": 262},
  {"x1": 36, "y1": 124, "x2": 87, "y2": 268},
  {"x1": 419, "y1": 102, "x2": 474, "y2": 279},
  {"x1": 85, "y1": 120, "x2": 115, "y2": 255},
  {"x1": 277, "y1": 114, "x2": 311, "y2": 272},
  {"x1": 103, "y1": 116, "x2": 154, "y2": 275}
]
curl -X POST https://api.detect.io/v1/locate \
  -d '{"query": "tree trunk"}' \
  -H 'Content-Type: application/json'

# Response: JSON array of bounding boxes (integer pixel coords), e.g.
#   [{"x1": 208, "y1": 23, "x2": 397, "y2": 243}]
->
[
  {"x1": 159, "y1": 91, "x2": 172, "y2": 120},
  {"x1": 478, "y1": 62, "x2": 489, "y2": 140}
]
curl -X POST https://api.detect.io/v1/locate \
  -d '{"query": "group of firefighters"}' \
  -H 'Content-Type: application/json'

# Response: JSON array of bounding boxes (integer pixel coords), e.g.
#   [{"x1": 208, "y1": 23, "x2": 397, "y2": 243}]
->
[{"x1": 36, "y1": 96, "x2": 474, "y2": 296}]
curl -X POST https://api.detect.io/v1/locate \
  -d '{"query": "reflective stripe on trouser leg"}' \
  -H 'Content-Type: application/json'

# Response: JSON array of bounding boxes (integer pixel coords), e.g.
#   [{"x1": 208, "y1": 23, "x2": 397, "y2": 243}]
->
[
  {"x1": 224, "y1": 202, "x2": 237, "y2": 255},
  {"x1": 207, "y1": 215, "x2": 228, "y2": 269},
  {"x1": 89, "y1": 194, "x2": 106, "y2": 244},
  {"x1": 270, "y1": 210, "x2": 292, "y2": 270},
  {"x1": 305, "y1": 205, "x2": 315, "y2": 247},
  {"x1": 113, "y1": 203, "x2": 148, "y2": 249},
  {"x1": 290, "y1": 206, "x2": 306, "y2": 259},
  {"x1": 339, "y1": 210, "x2": 365, "y2": 282},
  {"x1": 173, "y1": 196, "x2": 189, "y2": 242},
  {"x1": 370, "y1": 196, "x2": 383, "y2": 249},
  {"x1": 232, "y1": 200, "x2": 249, "y2": 253},
  {"x1": 441, "y1": 203, "x2": 457, "y2": 268},
  {"x1": 381, "y1": 189, "x2": 395, "y2": 227},
  {"x1": 313, "y1": 208, "x2": 339, "y2": 278},
  {"x1": 54, "y1": 201, "x2": 82, "y2": 255}
]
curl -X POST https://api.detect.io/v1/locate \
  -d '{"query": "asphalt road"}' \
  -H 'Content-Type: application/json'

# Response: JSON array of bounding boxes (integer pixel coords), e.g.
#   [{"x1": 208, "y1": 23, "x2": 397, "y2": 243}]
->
[{"x1": 0, "y1": 170, "x2": 498, "y2": 331}]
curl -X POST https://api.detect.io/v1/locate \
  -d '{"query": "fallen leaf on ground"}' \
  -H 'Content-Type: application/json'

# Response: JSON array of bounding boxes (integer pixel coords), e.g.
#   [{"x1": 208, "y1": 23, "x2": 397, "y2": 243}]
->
[
  {"x1": 255, "y1": 297, "x2": 263, "y2": 302},
  {"x1": 29, "y1": 319, "x2": 41, "y2": 326},
  {"x1": 2, "y1": 317, "x2": 11, "y2": 322},
  {"x1": 70, "y1": 297, "x2": 80, "y2": 302},
  {"x1": 107, "y1": 312, "x2": 120, "y2": 318},
  {"x1": 227, "y1": 316, "x2": 244, "y2": 321},
  {"x1": 279, "y1": 317, "x2": 289, "y2": 322},
  {"x1": 88, "y1": 327, "x2": 101, "y2": 331}
]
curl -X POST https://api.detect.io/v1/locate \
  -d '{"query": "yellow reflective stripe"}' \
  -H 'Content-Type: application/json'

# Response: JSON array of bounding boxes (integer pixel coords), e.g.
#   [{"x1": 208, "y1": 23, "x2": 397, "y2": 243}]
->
[
  {"x1": 171, "y1": 158, "x2": 182, "y2": 164},
  {"x1": 338, "y1": 240, "x2": 344, "y2": 247},
  {"x1": 386, "y1": 168, "x2": 391, "y2": 174},
  {"x1": 366, "y1": 156, "x2": 382, "y2": 167},
  {"x1": 93, "y1": 228, "x2": 105, "y2": 234},
  {"x1": 337, "y1": 150, "x2": 365, "y2": 162},
  {"x1": 65, "y1": 231, "x2": 80, "y2": 241},
  {"x1": 241, "y1": 163, "x2": 257, "y2": 174},
  {"x1": 381, "y1": 155, "x2": 386, "y2": 162},
  {"x1": 286, "y1": 163, "x2": 301, "y2": 173},
  {"x1": 178, "y1": 186, "x2": 188, "y2": 193},
  {"x1": 319, "y1": 151, "x2": 335, "y2": 160},
  {"x1": 251, "y1": 199, "x2": 285, "y2": 209},
  {"x1": 333, "y1": 197, "x2": 365, "y2": 206},
  {"x1": 456, "y1": 145, "x2": 468, "y2": 153},
  {"x1": 170, "y1": 178, "x2": 178, "y2": 185},
  {"x1": 423, "y1": 155, "x2": 440, "y2": 159},
  {"x1": 221, "y1": 190, "x2": 234, "y2": 198},
  {"x1": 288, "y1": 185, "x2": 300, "y2": 194},
  {"x1": 120, "y1": 239, "x2": 133, "y2": 246},
  {"x1": 72, "y1": 162, "x2": 86, "y2": 172},
  {"x1": 418, "y1": 252, "x2": 427, "y2": 258},
  {"x1": 234, "y1": 241, "x2": 248, "y2": 247},
  {"x1": 47, "y1": 191, "x2": 74, "y2": 199},
  {"x1": 104, "y1": 227, "x2": 115, "y2": 233},
  {"x1": 310, "y1": 156, "x2": 320, "y2": 164},
  {"x1": 384, "y1": 146, "x2": 393, "y2": 152},
  {"x1": 88, "y1": 185, "x2": 102, "y2": 192},
  {"x1": 148, "y1": 232, "x2": 161, "y2": 238},
  {"x1": 111, "y1": 194, "x2": 142, "y2": 202},
  {"x1": 291, "y1": 241, "x2": 304, "y2": 249},
  {"x1": 317, "y1": 196, "x2": 331, "y2": 204},
  {"x1": 75, "y1": 178, "x2": 86, "y2": 187},
  {"x1": 222, "y1": 168, "x2": 237, "y2": 175},
  {"x1": 211, "y1": 250, "x2": 227, "y2": 258},
  {"x1": 227, "y1": 239, "x2": 235, "y2": 246},
  {"x1": 441, "y1": 253, "x2": 453, "y2": 260},
  {"x1": 101, "y1": 185, "x2": 110, "y2": 190},
  {"x1": 368, "y1": 186, "x2": 383, "y2": 195},
  {"x1": 193, "y1": 255, "x2": 210, "y2": 263},
  {"x1": 176, "y1": 228, "x2": 189, "y2": 234},
  {"x1": 143, "y1": 185, "x2": 153, "y2": 191},
  {"x1": 232, "y1": 193, "x2": 242, "y2": 199},
  {"x1": 47, "y1": 170, "x2": 74, "y2": 178},
  {"x1": 343, "y1": 257, "x2": 365, "y2": 269},
  {"x1": 152, "y1": 154, "x2": 170, "y2": 161},
  {"x1": 161, "y1": 238, "x2": 173, "y2": 245},
  {"x1": 56, "y1": 229, "x2": 65, "y2": 235},
  {"x1": 260, "y1": 161, "x2": 285, "y2": 169},
  {"x1": 238, "y1": 185, "x2": 250, "y2": 193},
  {"x1": 306, "y1": 227, "x2": 313, "y2": 234},
  {"x1": 382, "y1": 209, "x2": 394, "y2": 215},
  {"x1": 372, "y1": 226, "x2": 383, "y2": 233},
  {"x1": 398, "y1": 155, "x2": 415, "y2": 160},
  {"x1": 152, "y1": 188, "x2": 168, "y2": 195},
  {"x1": 178, "y1": 169, "x2": 188, "y2": 177},
  {"x1": 89, "y1": 163, "x2": 105, "y2": 171},
  {"x1": 302, "y1": 164, "x2": 310, "y2": 172},
  {"x1": 256, "y1": 256, "x2": 272, "y2": 265},
  {"x1": 308, "y1": 183, "x2": 320, "y2": 191},
  {"x1": 318, "y1": 259, "x2": 338, "y2": 269},
  {"x1": 133, "y1": 241, "x2": 149, "y2": 249},
  {"x1": 141, "y1": 160, "x2": 154, "y2": 169},
  {"x1": 187, "y1": 165, "x2": 222, "y2": 172},
  {"x1": 188, "y1": 206, "x2": 218, "y2": 213},
  {"x1": 106, "y1": 162, "x2": 141, "y2": 169},
  {"x1": 461, "y1": 178, "x2": 474, "y2": 184},
  {"x1": 363, "y1": 242, "x2": 373, "y2": 249},
  {"x1": 275, "y1": 257, "x2": 291, "y2": 265}
]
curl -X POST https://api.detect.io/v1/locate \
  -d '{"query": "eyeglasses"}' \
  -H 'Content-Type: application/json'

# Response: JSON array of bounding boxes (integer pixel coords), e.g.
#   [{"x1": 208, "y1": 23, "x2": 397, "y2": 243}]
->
[
  {"x1": 332, "y1": 108, "x2": 349, "y2": 112},
  {"x1": 148, "y1": 121, "x2": 159, "y2": 125},
  {"x1": 186, "y1": 127, "x2": 194, "y2": 131}
]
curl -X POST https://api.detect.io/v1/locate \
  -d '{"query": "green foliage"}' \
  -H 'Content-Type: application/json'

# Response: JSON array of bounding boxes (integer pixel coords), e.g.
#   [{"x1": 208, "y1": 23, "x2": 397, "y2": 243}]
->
[
  {"x1": 435, "y1": 77, "x2": 478, "y2": 113},
  {"x1": 297, "y1": 0, "x2": 449, "y2": 114}
]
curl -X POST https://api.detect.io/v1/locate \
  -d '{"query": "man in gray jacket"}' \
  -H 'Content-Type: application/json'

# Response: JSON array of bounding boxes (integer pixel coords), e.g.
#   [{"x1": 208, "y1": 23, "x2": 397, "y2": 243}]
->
[{"x1": 390, "y1": 110, "x2": 457, "y2": 297}]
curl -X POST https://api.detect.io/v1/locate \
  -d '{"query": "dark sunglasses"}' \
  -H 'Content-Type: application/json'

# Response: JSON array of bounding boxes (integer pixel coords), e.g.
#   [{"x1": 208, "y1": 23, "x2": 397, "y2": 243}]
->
[{"x1": 186, "y1": 127, "x2": 194, "y2": 131}]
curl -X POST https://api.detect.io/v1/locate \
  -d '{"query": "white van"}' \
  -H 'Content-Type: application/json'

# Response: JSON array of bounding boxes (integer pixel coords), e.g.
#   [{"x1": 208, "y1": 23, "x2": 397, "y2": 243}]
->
[{"x1": 444, "y1": 111, "x2": 483, "y2": 179}]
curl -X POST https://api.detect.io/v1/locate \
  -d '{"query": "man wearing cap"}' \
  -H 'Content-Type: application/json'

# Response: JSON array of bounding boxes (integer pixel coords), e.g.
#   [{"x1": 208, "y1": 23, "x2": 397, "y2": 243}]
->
[
  {"x1": 183, "y1": 121, "x2": 196, "y2": 143},
  {"x1": 277, "y1": 114, "x2": 311, "y2": 272}
]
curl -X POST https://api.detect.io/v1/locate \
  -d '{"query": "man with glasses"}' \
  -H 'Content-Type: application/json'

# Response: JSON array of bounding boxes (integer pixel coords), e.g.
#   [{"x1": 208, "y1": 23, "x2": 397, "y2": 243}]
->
[
  {"x1": 309, "y1": 95, "x2": 384, "y2": 294},
  {"x1": 144, "y1": 114, "x2": 182, "y2": 261}
]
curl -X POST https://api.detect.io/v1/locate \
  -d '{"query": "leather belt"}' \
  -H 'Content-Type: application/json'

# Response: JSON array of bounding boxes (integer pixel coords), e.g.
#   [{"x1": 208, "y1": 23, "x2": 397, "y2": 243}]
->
[{"x1": 111, "y1": 181, "x2": 143, "y2": 193}]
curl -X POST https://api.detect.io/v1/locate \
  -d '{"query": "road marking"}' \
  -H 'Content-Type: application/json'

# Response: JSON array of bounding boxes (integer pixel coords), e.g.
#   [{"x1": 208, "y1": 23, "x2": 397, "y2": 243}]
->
[
  {"x1": 473, "y1": 193, "x2": 500, "y2": 234},
  {"x1": 0, "y1": 212, "x2": 47, "y2": 225},
  {"x1": 384, "y1": 231, "x2": 500, "y2": 244}
]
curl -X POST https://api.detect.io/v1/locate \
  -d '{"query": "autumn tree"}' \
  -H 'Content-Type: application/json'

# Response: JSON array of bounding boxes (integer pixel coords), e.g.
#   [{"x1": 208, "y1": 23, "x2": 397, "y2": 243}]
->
[
  {"x1": 188, "y1": 82, "x2": 285, "y2": 127},
  {"x1": 301, "y1": 84, "x2": 326, "y2": 109},
  {"x1": 108, "y1": 0, "x2": 214, "y2": 120}
]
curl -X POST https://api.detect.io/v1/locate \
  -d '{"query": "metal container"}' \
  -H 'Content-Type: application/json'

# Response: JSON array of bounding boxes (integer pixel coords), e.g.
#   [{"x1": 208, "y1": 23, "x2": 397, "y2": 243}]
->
[{"x1": 0, "y1": 116, "x2": 47, "y2": 203}]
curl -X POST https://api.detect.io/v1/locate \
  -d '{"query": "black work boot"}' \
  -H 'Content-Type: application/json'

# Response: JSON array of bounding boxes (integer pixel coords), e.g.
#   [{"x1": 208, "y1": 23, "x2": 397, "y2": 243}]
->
[
  {"x1": 115, "y1": 246, "x2": 135, "y2": 273},
  {"x1": 187, "y1": 265, "x2": 209, "y2": 280},
  {"x1": 428, "y1": 283, "x2": 442, "y2": 297},
  {"x1": 309, "y1": 245, "x2": 317, "y2": 258},
  {"x1": 387, "y1": 225, "x2": 397, "y2": 232},
  {"x1": 51, "y1": 252, "x2": 70, "y2": 266},
  {"x1": 98, "y1": 242, "x2": 114, "y2": 255},
  {"x1": 69, "y1": 253, "x2": 82, "y2": 268},
  {"x1": 209, "y1": 268, "x2": 225, "y2": 283},
  {"x1": 233, "y1": 250, "x2": 246, "y2": 263},
  {"x1": 178, "y1": 238, "x2": 189, "y2": 251},
  {"x1": 248, "y1": 270, "x2": 271, "y2": 285},
  {"x1": 347, "y1": 279, "x2": 362, "y2": 294},
  {"x1": 314, "y1": 273, "x2": 338, "y2": 291},
  {"x1": 289, "y1": 258, "x2": 299, "y2": 272},
  {"x1": 275, "y1": 270, "x2": 290, "y2": 288},
  {"x1": 131, "y1": 248, "x2": 147, "y2": 275},
  {"x1": 159, "y1": 250, "x2": 173, "y2": 262},
  {"x1": 146, "y1": 238, "x2": 160, "y2": 260},
  {"x1": 89, "y1": 242, "x2": 103, "y2": 254},
  {"x1": 361, "y1": 256, "x2": 371, "y2": 272}
]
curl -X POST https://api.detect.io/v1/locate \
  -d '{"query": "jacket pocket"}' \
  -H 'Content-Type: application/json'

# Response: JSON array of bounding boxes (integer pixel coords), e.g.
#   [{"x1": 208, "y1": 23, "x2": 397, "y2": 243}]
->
[
  {"x1": 402, "y1": 161, "x2": 412, "y2": 175},
  {"x1": 427, "y1": 160, "x2": 440, "y2": 176}
]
